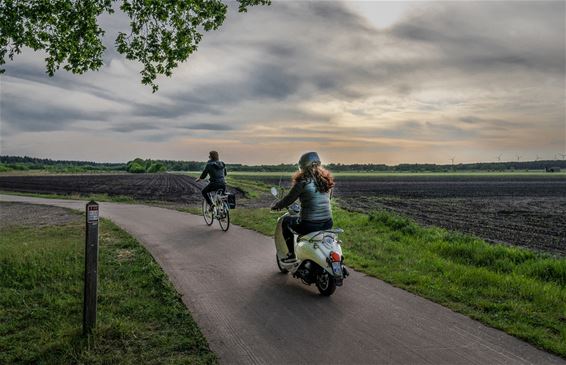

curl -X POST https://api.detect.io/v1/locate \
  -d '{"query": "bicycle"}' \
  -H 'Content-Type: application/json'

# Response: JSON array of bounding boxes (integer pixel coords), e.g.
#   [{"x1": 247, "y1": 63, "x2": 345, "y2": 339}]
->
[{"x1": 202, "y1": 189, "x2": 230, "y2": 231}]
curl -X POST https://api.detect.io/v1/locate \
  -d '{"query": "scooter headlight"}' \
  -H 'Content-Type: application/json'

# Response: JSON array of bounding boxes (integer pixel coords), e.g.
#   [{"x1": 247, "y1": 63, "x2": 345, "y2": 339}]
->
[{"x1": 323, "y1": 236, "x2": 334, "y2": 245}]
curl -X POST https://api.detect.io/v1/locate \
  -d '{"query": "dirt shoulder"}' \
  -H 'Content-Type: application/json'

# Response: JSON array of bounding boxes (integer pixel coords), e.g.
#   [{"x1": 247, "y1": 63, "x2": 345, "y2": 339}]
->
[{"x1": 0, "y1": 201, "x2": 82, "y2": 229}]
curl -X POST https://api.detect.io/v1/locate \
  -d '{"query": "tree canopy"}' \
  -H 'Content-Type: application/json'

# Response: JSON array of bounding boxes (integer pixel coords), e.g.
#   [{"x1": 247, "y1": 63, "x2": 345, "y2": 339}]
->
[{"x1": 0, "y1": 0, "x2": 270, "y2": 91}]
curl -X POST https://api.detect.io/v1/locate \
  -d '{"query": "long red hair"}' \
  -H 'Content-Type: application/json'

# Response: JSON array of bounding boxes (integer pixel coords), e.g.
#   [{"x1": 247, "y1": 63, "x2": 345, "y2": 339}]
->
[{"x1": 292, "y1": 163, "x2": 335, "y2": 193}]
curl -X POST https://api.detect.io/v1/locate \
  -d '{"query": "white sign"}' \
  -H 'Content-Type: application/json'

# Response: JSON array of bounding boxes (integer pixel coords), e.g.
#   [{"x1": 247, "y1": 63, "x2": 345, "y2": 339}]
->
[{"x1": 87, "y1": 205, "x2": 99, "y2": 223}]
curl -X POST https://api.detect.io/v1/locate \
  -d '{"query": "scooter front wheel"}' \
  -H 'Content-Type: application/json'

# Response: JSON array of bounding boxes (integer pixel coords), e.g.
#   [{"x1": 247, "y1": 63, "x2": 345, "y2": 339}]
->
[
  {"x1": 276, "y1": 255, "x2": 288, "y2": 274},
  {"x1": 316, "y1": 271, "x2": 336, "y2": 296}
]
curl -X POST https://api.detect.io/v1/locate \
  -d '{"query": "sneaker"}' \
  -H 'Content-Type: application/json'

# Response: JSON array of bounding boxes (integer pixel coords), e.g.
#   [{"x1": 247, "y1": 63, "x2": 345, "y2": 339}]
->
[{"x1": 281, "y1": 253, "x2": 296, "y2": 262}]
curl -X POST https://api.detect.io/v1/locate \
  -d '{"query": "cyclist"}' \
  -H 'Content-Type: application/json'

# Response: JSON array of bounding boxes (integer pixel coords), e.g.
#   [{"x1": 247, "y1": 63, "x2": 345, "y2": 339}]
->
[
  {"x1": 271, "y1": 152, "x2": 334, "y2": 261},
  {"x1": 196, "y1": 151, "x2": 227, "y2": 210}
]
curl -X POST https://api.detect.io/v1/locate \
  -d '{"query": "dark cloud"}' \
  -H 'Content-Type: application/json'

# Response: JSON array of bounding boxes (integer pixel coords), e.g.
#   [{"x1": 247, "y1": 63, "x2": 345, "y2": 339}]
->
[
  {"x1": 460, "y1": 116, "x2": 484, "y2": 124},
  {"x1": 249, "y1": 63, "x2": 300, "y2": 99},
  {"x1": 109, "y1": 122, "x2": 160, "y2": 133},
  {"x1": 108, "y1": 121, "x2": 233, "y2": 134},
  {"x1": 141, "y1": 133, "x2": 179, "y2": 142},
  {"x1": 458, "y1": 116, "x2": 529, "y2": 134},
  {"x1": 1, "y1": 92, "x2": 109, "y2": 133},
  {"x1": 391, "y1": 2, "x2": 565, "y2": 74},
  {"x1": 377, "y1": 120, "x2": 423, "y2": 138},
  {"x1": 169, "y1": 62, "x2": 304, "y2": 108},
  {"x1": 425, "y1": 122, "x2": 478, "y2": 140},
  {"x1": 2, "y1": 62, "x2": 134, "y2": 106},
  {"x1": 181, "y1": 123, "x2": 233, "y2": 131},
  {"x1": 132, "y1": 101, "x2": 220, "y2": 118}
]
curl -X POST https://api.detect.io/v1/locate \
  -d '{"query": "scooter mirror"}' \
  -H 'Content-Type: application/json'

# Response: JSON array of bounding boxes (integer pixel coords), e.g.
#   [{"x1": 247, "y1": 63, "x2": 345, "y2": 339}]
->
[{"x1": 270, "y1": 187, "x2": 279, "y2": 197}]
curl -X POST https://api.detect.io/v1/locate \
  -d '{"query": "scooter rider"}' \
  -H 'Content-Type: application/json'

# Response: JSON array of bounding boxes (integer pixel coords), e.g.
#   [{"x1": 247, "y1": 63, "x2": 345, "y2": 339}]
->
[
  {"x1": 271, "y1": 152, "x2": 334, "y2": 261},
  {"x1": 196, "y1": 151, "x2": 227, "y2": 208}
]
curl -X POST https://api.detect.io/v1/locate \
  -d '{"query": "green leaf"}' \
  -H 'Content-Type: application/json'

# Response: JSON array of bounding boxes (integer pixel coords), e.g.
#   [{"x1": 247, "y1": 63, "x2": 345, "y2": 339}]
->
[{"x1": 0, "y1": 0, "x2": 271, "y2": 92}]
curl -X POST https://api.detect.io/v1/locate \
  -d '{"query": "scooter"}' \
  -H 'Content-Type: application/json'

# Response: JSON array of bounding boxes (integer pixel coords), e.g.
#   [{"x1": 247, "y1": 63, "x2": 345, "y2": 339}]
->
[{"x1": 271, "y1": 187, "x2": 349, "y2": 296}]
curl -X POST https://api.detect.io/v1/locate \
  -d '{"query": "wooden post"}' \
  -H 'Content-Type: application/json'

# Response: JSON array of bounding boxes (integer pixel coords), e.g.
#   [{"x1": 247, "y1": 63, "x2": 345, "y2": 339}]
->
[{"x1": 83, "y1": 201, "x2": 99, "y2": 335}]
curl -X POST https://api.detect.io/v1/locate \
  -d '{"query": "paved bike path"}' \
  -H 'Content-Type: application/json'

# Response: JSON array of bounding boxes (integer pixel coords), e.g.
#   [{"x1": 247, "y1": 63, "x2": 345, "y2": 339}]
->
[{"x1": 1, "y1": 194, "x2": 564, "y2": 365}]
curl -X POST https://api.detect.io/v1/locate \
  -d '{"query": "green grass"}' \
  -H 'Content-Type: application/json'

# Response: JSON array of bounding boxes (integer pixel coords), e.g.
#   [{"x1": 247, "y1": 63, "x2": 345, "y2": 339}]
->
[
  {"x1": 0, "y1": 216, "x2": 217, "y2": 364},
  {"x1": 224, "y1": 206, "x2": 566, "y2": 358},
  {"x1": 225, "y1": 176, "x2": 270, "y2": 198}
]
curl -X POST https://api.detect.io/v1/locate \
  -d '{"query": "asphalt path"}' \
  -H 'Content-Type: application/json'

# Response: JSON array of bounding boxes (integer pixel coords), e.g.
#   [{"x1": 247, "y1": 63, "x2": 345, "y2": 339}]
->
[{"x1": 1, "y1": 194, "x2": 564, "y2": 365}]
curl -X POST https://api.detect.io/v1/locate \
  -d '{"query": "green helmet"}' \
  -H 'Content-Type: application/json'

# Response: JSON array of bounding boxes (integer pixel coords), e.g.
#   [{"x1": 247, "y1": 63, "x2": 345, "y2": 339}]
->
[{"x1": 298, "y1": 152, "x2": 321, "y2": 170}]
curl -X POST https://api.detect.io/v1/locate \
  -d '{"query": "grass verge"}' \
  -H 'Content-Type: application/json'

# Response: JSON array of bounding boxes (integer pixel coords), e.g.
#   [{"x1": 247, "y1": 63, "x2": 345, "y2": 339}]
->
[
  {"x1": 0, "y1": 215, "x2": 216, "y2": 364},
  {"x1": 225, "y1": 176, "x2": 270, "y2": 198},
  {"x1": 226, "y1": 206, "x2": 566, "y2": 358}
]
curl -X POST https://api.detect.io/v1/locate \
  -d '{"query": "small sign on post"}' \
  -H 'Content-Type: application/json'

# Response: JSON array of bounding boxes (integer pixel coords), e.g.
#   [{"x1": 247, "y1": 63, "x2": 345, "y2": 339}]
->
[{"x1": 83, "y1": 201, "x2": 99, "y2": 335}]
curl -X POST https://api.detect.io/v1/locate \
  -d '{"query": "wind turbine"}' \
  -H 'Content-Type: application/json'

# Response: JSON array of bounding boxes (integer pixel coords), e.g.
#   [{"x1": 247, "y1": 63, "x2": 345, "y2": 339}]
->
[
  {"x1": 536, "y1": 155, "x2": 541, "y2": 161},
  {"x1": 560, "y1": 153, "x2": 566, "y2": 161},
  {"x1": 516, "y1": 154, "x2": 521, "y2": 162},
  {"x1": 449, "y1": 156, "x2": 455, "y2": 169},
  {"x1": 496, "y1": 153, "x2": 503, "y2": 162}
]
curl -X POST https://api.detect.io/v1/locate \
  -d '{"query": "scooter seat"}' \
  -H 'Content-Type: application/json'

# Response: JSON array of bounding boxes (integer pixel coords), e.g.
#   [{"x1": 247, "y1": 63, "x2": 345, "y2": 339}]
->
[{"x1": 297, "y1": 228, "x2": 344, "y2": 242}]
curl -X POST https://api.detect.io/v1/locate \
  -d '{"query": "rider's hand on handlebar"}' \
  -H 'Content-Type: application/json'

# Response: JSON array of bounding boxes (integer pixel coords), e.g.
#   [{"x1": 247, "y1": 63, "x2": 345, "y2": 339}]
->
[
  {"x1": 270, "y1": 201, "x2": 280, "y2": 211},
  {"x1": 195, "y1": 178, "x2": 201, "y2": 182}
]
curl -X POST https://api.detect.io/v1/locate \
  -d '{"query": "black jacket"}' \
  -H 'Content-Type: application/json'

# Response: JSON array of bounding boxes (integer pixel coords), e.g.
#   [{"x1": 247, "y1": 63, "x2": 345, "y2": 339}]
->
[{"x1": 199, "y1": 160, "x2": 227, "y2": 184}]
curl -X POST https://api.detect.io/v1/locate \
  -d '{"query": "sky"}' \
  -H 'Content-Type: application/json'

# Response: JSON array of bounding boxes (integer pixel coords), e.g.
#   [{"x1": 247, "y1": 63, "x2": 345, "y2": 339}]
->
[{"x1": 1, "y1": 0, "x2": 565, "y2": 165}]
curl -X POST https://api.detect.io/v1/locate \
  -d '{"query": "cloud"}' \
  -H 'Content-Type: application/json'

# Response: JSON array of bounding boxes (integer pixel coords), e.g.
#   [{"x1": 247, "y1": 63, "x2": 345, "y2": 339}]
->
[
  {"x1": 1, "y1": 1, "x2": 564, "y2": 164},
  {"x1": 391, "y1": 2, "x2": 565, "y2": 73},
  {"x1": 109, "y1": 122, "x2": 160, "y2": 133},
  {"x1": 181, "y1": 123, "x2": 233, "y2": 131}
]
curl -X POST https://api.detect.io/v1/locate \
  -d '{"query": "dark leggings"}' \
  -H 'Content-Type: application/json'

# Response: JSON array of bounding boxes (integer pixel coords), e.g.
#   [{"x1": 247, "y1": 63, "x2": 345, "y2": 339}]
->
[
  {"x1": 282, "y1": 216, "x2": 333, "y2": 254},
  {"x1": 202, "y1": 183, "x2": 226, "y2": 206}
]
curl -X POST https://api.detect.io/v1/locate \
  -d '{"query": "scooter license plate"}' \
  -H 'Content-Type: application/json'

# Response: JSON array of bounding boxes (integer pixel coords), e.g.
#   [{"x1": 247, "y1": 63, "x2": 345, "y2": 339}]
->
[{"x1": 332, "y1": 262, "x2": 342, "y2": 277}]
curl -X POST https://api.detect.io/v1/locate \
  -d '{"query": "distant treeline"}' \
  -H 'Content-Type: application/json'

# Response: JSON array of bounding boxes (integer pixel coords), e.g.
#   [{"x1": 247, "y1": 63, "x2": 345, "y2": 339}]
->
[
  {"x1": 326, "y1": 161, "x2": 566, "y2": 172},
  {"x1": 0, "y1": 156, "x2": 125, "y2": 172},
  {"x1": 1, "y1": 155, "x2": 565, "y2": 173}
]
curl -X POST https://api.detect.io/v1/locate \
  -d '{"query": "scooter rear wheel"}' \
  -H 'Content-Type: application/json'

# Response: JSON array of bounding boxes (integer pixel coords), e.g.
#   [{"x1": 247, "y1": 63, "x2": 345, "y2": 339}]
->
[
  {"x1": 276, "y1": 255, "x2": 288, "y2": 274},
  {"x1": 316, "y1": 271, "x2": 336, "y2": 296}
]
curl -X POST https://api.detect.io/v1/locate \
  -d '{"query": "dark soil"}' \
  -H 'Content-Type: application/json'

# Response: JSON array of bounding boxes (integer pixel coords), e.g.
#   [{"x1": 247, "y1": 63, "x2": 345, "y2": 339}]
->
[
  {"x1": 0, "y1": 174, "x2": 242, "y2": 204},
  {"x1": 0, "y1": 202, "x2": 81, "y2": 229}
]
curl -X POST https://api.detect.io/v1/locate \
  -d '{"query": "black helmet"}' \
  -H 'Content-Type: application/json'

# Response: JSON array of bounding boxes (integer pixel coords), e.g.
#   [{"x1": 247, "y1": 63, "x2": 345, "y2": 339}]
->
[{"x1": 298, "y1": 152, "x2": 321, "y2": 170}]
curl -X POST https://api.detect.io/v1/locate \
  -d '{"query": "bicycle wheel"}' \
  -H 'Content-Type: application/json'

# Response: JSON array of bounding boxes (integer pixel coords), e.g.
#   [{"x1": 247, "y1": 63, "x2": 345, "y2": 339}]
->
[
  {"x1": 218, "y1": 203, "x2": 230, "y2": 231},
  {"x1": 202, "y1": 199, "x2": 213, "y2": 226}
]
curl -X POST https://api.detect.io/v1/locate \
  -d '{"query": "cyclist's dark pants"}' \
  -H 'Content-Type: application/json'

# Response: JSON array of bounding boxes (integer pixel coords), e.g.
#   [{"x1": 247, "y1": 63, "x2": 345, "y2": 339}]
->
[
  {"x1": 282, "y1": 216, "x2": 333, "y2": 255},
  {"x1": 202, "y1": 182, "x2": 226, "y2": 206}
]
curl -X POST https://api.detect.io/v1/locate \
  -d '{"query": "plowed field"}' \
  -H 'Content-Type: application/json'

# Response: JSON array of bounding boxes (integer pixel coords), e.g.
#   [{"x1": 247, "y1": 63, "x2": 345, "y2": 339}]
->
[{"x1": 0, "y1": 174, "x2": 218, "y2": 204}]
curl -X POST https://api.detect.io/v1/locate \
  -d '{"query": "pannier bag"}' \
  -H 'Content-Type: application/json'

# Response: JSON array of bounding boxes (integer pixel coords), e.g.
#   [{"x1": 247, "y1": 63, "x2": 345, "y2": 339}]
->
[{"x1": 227, "y1": 193, "x2": 236, "y2": 209}]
